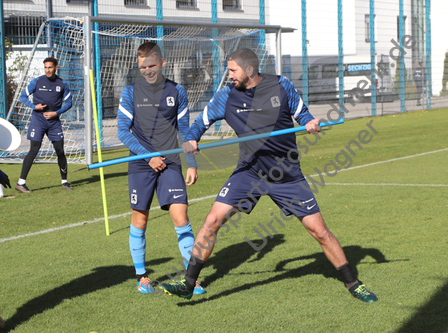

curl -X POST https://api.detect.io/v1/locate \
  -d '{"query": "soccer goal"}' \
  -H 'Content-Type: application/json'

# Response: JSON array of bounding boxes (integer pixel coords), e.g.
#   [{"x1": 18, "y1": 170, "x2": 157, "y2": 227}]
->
[{"x1": 4, "y1": 16, "x2": 286, "y2": 165}]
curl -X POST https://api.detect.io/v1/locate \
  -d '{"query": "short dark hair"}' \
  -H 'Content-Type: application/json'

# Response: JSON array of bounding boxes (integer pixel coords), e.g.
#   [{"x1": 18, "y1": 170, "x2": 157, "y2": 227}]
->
[
  {"x1": 43, "y1": 57, "x2": 58, "y2": 67},
  {"x1": 228, "y1": 48, "x2": 259, "y2": 73},
  {"x1": 137, "y1": 42, "x2": 163, "y2": 60}
]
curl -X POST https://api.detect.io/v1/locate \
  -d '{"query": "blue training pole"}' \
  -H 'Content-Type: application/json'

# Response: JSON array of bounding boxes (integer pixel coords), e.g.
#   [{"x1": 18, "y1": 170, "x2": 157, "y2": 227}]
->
[{"x1": 87, "y1": 119, "x2": 344, "y2": 170}]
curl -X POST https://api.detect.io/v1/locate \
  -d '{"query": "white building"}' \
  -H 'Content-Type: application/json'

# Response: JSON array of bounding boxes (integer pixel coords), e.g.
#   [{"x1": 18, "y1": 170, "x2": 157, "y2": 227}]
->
[{"x1": 3, "y1": 0, "x2": 447, "y2": 95}]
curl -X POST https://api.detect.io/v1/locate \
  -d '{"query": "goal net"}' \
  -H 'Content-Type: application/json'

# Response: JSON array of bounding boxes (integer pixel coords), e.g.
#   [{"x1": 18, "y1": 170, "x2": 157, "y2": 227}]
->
[{"x1": 3, "y1": 16, "x2": 281, "y2": 165}]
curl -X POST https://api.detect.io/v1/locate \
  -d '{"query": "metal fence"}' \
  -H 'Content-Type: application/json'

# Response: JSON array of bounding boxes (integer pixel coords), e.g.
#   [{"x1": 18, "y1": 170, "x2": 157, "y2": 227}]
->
[{"x1": 2, "y1": 0, "x2": 447, "y2": 121}]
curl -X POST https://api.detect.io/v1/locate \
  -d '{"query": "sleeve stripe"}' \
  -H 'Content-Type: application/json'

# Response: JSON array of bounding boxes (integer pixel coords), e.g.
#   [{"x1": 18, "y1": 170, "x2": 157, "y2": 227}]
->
[
  {"x1": 294, "y1": 98, "x2": 304, "y2": 119},
  {"x1": 64, "y1": 92, "x2": 71, "y2": 101},
  {"x1": 202, "y1": 105, "x2": 210, "y2": 128},
  {"x1": 177, "y1": 107, "x2": 188, "y2": 120},
  {"x1": 26, "y1": 87, "x2": 30, "y2": 96},
  {"x1": 119, "y1": 104, "x2": 133, "y2": 120}
]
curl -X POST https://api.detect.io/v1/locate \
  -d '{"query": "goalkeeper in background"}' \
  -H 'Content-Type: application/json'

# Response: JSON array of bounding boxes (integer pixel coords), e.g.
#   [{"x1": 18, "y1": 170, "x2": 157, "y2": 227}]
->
[
  {"x1": 16, "y1": 57, "x2": 73, "y2": 193},
  {"x1": 117, "y1": 42, "x2": 205, "y2": 295}
]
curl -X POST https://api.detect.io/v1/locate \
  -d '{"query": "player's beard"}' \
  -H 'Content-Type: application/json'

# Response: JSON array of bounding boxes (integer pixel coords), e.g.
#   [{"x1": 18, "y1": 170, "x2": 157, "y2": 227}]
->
[
  {"x1": 234, "y1": 73, "x2": 250, "y2": 91},
  {"x1": 46, "y1": 71, "x2": 56, "y2": 79}
]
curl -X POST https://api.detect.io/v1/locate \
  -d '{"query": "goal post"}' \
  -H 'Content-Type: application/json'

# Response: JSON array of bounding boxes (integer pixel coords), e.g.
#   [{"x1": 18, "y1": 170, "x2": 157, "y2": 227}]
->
[{"x1": 4, "y1": 16, "x2": 288, "y2": 165}]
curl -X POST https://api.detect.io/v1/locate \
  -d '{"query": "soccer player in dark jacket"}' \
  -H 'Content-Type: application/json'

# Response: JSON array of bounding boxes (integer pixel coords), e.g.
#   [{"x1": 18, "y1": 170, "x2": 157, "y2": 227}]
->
[
  {"x1": 160, "y1": 48, "x2": 377, "y2": 303},
  {"x1": 16, "y1": 57, "x2": 73, "y2": 193},
  {"x1": 117, "y1": 42, "x2": 205, "y2": 295}
]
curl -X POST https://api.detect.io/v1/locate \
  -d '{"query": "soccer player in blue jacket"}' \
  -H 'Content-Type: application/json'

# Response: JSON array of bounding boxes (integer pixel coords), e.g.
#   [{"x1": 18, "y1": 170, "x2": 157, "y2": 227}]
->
[
  {"x1": 160, "y1": 48, "x2": 377, "y2": 303},
  {"x1": 16, "y1": 57, "x2": 73, "y2": 193},
  {"x1": 117, "y1": 42, "x2": 205, "y2": 295}
]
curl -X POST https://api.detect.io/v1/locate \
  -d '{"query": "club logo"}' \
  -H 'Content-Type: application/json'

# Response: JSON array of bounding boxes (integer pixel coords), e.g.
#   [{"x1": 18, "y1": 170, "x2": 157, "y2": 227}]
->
[
  {"x1": 271, "y1": 96, "x2": 281, "y2": 107},
  {"x1": 219, "y1": 187, "x2": 229, "y2": 197},
  {"x1": 56, "y1": 86, "x2": 61, "y2": 92},
  {"x1": 166, "y1": 96, "x2": 175, "y2": 106},
  {"x1": 131, "y1": 193, "x2": 138, "y2": 205}
]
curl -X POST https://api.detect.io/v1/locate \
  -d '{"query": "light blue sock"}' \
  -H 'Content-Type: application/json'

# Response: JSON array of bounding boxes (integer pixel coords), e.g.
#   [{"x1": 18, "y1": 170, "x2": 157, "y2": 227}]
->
[
  {"x1": 129, "y1": 224, "x2": 146, "y2": 275},
  {"x1": 174, "y1": 222, "x2": 195, "y2": 269}
]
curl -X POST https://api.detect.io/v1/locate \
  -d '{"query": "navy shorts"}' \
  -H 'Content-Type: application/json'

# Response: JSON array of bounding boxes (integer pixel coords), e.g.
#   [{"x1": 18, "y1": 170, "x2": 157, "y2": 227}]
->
[
  {"x1": 28, "y1": 112, "x2": 63, "y2": 142},
  {"x1": 128, "y1": 163, "x2": 188, "y2": 211},
  {"x1": 215, "y1": 166, "x2": 320, "y2": 217}
]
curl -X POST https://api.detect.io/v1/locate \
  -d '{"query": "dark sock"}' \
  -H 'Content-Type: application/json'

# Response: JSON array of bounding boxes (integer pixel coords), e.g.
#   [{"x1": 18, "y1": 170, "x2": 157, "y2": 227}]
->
[
  {"x1": 337, "y1": 262, "x2": 358, "y2": 288},
  {"x1": 184, "y1": 257, "x2": 205, "y2": 290},
  {"x1": 136, "y1": 273, "x2": 148, "y2": 282}
]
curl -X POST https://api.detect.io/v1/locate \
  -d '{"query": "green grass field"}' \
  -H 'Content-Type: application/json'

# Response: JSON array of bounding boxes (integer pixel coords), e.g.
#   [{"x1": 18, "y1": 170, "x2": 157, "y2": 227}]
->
[{"x1": 1, "y1": 109, "x2": 447, "y2": 332}]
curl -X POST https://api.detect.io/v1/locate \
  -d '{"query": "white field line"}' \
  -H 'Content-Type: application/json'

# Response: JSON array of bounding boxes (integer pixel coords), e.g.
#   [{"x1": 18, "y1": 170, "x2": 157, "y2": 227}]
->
[
  {"x1": 0, "y1": 194, "x2": 216, "y2": 244},
  {"x1": 1, "y1": 147, "x2": 447, "y2": 244},
  {"x1": 325, "y1": 183, "x2": 448, "y2": 187},
  {"x1": 308, "y1": 147, "x2": 448, "y2": 178}
]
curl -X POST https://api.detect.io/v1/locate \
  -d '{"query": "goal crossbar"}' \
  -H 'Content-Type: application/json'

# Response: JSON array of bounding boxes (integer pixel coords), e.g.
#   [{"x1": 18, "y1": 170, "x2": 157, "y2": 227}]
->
[
  {"x1": 83, "y1": 16, "x2": 289, "y2": 164},
  {"x1": 3, "y1": 16, "x2": 292, "y2": 165}
]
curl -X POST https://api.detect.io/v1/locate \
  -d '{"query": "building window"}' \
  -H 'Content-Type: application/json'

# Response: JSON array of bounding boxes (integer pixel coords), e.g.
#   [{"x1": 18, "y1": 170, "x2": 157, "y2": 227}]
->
[
  {"x1": 223, "y1": 0, "x2": 241, "y2": 11},
  {"x1": 66, "y1": 0, "x2": 89, "y2": 3},
  {"x1": 5, "y1": 16, "x2": 46, "y2": 45},
  {"x1": 176, "y1": 0, "x2": 196, "y2": 9},
  {"x1": 365, "y1": 14, "x2": 377, "y2": 43},
  {"x1": 125, "y1": 0, "x2": 147, "y2": 7},
  {"x1": 397, "y1": 16, "x2": 407, "y2": 41}
]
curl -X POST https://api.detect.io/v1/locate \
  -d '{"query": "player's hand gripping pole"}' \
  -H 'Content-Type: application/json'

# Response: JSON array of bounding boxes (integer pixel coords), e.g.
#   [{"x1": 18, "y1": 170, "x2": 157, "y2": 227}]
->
[{"x1": 79, "y1": 118, "x2": 344, "y2": 171}]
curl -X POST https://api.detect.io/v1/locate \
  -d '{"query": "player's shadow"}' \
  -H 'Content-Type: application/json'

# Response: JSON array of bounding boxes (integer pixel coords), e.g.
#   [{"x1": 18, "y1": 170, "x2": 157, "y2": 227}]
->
[
  {"x1": 154, "y1": 234, "x2": 286, "y2": 285},
  {"x1": 23, "y1": 171, "x2": 128, "y2": 191},
  {"x1": 75, "y1": 171, "x2": 129, "y2": 185},
  {"x1": 179, "y1": 243, "x2": 394, "y2": 306},
  {"x1": 3, "y1": 257, "x2": 171, "y2": 332},
  {"x1": 395, "y1": 277, "x2": 448, "y2": 333}
]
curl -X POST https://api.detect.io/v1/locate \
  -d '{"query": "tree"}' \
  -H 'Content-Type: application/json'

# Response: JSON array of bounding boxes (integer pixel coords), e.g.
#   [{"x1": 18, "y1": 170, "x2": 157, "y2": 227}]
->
[
  {"x1": 441, "y1": 52, "x2": 448, "y2": 96},
  {"x1": 5, "y1": 38, "x2": 27, "y2": 112}
]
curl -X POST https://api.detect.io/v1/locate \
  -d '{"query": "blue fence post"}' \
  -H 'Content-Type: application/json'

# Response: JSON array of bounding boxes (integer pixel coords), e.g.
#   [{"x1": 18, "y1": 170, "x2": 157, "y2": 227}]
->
[
  {"x1": 0, "y1": 1, "x2": 7, "y2": 119},
  {"x1": 157, "y1": 0, "x2": 163, "y2": 51},
  {"x1": 301, "y1": 0, "x2": 308, "y2": 106},
  {"x1": 91, "y1": 0, "x2": 103, "y2": 144},
  {"x1": 425, "y1": 0, "x2": 431, "y2": 109},
  {"x1": 370, "y1": 0, "x2": 376, "y2": 116},
  {"x1": 338, "y1": 0, "x2": 344, "y2": 116},
  {"x1": 259, "y1": 0, "x2": 266, "y2": 60},
  {"x1": 211, "y1": 0, "x2": 221, "y2": 133},
  {"x1": 212, "y1": 0, "x2": 218, "y2": 93},
  {"x1": 399, "y1": 0, "x2": 405, "y2": 113}
]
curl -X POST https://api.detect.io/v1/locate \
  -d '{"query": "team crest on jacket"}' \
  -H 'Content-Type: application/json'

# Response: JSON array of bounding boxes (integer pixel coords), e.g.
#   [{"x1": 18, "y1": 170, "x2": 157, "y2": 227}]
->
[
  {"x1": 56, "y1": 86, "x2": 61, "y2": 92},
  {"x1": 219, "y1": 187, "x2": 229, "y2": 197},
  {"x1": 271, "y1": 96, "x2": 281, "y2": 107},
  {"x1": 166, "y1": 96, "x2": 175, "y2": 106}
]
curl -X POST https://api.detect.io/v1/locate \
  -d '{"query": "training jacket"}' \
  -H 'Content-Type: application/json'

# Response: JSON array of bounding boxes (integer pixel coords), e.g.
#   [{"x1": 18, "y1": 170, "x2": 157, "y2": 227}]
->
[
  {"x1": 19, "y1": 75, "x2": 72, "y2": 116},
  {"x1": 118, "y1": 77, "x2": 197, "y2": 174},
  {"x1": 186, "y1": 74, "x2": 314, "y2": 181}
]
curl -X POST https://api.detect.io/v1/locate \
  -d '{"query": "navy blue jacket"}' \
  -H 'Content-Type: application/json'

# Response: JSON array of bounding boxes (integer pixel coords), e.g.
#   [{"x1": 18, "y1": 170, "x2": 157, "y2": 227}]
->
[
  {"x1": 19, "y1": 75, "x2": 72, "y2": 116},
  {"x1": 118, "y1": 77, "x2": 197, "y2": 174},
  {"x1": 187, "y1": 74, "x2": 314, "y2": 181}
]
